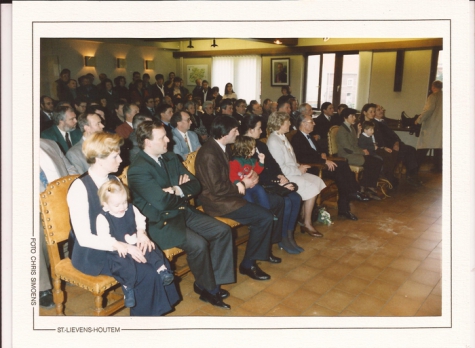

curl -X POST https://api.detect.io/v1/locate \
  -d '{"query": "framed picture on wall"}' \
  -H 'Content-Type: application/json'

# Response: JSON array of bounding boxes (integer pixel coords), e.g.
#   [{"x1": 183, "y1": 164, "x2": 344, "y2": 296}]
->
[
  {"x1": 271, "y1": 58, "x2": 290, "y2": 86},
  {"x1": 186, "y1": 65, "x2": 209, "y2": 85}
]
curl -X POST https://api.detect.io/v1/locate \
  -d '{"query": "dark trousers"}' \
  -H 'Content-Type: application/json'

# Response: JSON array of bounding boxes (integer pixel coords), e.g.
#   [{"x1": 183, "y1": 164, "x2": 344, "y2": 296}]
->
[
  {"x1": 222, "y1": 202, "x2": 275, "y2": 262},
  {"x1": 309, "y1": 160, "x2": 359, "y2": 212},
  {"x1": 176, "y1": 209, "x2": 234, "y2": 291},
  {"x1": 362, "y1": 155, "x2": 383, "y2": 188},
  {"x1": 375, "y1": 148, "x2": 399, "y2": 181},
  {"x1": 396, "y1": 142, "x2": 419, "y2": 176},
  {"x1": 243, "y1": 184, "x2": 271, "y2": 210},
  {"x1": 282, "y1": 192, "x2": 302, "y2": 236}
]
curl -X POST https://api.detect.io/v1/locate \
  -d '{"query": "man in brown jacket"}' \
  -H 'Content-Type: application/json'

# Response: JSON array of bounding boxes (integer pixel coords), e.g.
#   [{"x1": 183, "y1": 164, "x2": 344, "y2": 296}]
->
[{"x1": 195, "y1": 115, "x2": 284, "y2": 282}]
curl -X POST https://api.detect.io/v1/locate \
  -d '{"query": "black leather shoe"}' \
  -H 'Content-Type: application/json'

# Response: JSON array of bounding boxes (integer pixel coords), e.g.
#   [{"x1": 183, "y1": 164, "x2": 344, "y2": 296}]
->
[
  {"x1": 338, "y1": 211, "x2": 358, "y2": 221},
  {"x1": 267, "y1": 253, "x2": 282, "y2": 264},
  {"x1": 199, "y1": 289, "x2": 231, "y2": 309},
  {"x1": 349, "y1": 191, "x2": 370, "y2": 202},
  {"x1": 39, "y1": 290, "x2": 55, "y2": 309},
  {"x1": 239, "y1": 264, "x2": 271, "y2": 280},
  {"x1": 193, "y1": 283, "x2": 230, "y2": 299}
]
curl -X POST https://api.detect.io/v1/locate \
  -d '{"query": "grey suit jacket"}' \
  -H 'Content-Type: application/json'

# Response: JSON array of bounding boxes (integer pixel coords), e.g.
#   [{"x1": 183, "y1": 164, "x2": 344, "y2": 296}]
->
[
  {"x1": 335, "y1": 123, "x2": 365, "y2": 166},
  {"x1": 66, "y1": 137, "x2": 89, "y2": 174},
  {"x1": 40, "y1": 139, "x2": 79, "y2": 191},
  {"x1": 172, "y1": 128, "x2": 201, "y2": 160}
]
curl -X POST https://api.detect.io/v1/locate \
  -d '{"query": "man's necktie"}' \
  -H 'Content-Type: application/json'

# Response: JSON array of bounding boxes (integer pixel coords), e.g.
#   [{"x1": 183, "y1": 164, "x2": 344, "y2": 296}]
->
[
  {"x1": 184, "y1": 133, "x2": 191, "y2": 152},
  {"x1": 157, "y1": 156, "x2": 171, "y2": 183},
  {"x1": 306, "y1": 134, "x2": 317, "y2": 150},
  {"x1": 65, "y1": 132, "x2": 72, "y2": 149}
]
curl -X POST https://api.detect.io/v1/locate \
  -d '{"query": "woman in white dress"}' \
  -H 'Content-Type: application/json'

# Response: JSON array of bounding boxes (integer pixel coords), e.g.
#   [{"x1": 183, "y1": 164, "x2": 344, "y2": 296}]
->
[
  {"x1": 266, "y1": 111, "x2": 326, "y2": 237},
  {"x1": 222, "y1": 82, "x2": 237, "y2": 100}
]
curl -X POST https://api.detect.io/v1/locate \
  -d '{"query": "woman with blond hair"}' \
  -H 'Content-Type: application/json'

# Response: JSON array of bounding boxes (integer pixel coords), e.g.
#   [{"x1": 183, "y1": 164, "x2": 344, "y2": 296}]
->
[
  {"x1": 266, "y1": 111, "x2": 326, "y2": 238},
  {"x1": 67, "y1": 132, "x2": 179, "y2": 316}
]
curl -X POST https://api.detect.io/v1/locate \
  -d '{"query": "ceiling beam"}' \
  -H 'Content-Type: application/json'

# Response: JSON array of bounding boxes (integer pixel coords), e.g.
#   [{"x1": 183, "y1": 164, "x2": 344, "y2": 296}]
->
[{"x1": 173, "y1": 38, "x2": 443, "y2": 58}]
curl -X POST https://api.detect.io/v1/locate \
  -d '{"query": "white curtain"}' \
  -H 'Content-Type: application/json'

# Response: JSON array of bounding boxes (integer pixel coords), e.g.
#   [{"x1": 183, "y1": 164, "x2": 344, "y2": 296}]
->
[{"x1": 212, "y1": 55, "x2": 261, "y2": 103}]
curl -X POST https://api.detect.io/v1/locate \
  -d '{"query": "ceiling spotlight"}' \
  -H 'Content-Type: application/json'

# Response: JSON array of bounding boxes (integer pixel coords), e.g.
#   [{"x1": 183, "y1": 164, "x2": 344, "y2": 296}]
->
[
  {"x1": 323, "y1": 38, "x2": 330, "y2": 42},
  {"x1": 274, "y1": 39, "x2": 283, "y2": 45},
  {"x1": 211, "y1": 39, "x2": 218, "y2": 48},
  {"x1": 187, "y1": 39, "x2": 194, "y2": 49}
]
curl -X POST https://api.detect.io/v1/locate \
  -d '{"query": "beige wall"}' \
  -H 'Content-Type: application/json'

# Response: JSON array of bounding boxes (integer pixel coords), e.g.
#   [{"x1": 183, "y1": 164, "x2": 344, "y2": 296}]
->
[
  {"x1": 261, "y1": 55, "x2": 304, "y2": 103},
  {"x1": 40, "y1": 39, "x2": 175, "y2": 99},
  {"x1": 369, "y1": 50, "x2": 431, "y2": 118}
]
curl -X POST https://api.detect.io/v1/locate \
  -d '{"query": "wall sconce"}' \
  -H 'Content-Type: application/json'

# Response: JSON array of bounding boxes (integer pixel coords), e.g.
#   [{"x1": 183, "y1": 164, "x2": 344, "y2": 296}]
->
[
  {"x1": 145, "y1": 60, "x2": 155, "y2": 70},
  {"x1": 84, "y1": 56, "x2": 96, "y2": 67},
  {"x1": 211, "y1": 39, "x2": 218, "y2": 48},
  {"x1": 116, "y1": 58, "x2": 126, "y2": 69}
]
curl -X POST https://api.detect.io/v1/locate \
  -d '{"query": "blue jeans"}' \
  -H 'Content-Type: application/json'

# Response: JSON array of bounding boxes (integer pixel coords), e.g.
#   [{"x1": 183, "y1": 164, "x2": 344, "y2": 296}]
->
[
  {"x1": 282, "y1": 191, "x2": 302, "y2": 237},
  {"x1": 243, "y1": 184, "x2": 271, "y2": 210}
]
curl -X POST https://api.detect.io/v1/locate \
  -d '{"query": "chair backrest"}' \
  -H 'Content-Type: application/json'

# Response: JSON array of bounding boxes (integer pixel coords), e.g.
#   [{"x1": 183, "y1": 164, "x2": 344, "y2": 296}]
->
[
  {"x1": 259, "y1": 137, "x2": 268, "y2": 144},
  {"x1": 40, "y1": 175, "x2": 79, "y2": 265},
  {"x1": 327, "y1": 125, "x2": 340, "y2": 156},
  {"x1": 117, "y1": 165, "x2": 129, "y2": 186},
  {"x1": 285, "y1": 129, "x2": 298, "y2": 143},
  {"x1": 182, "y1": 150, "x2": 199, "y2": 175}
]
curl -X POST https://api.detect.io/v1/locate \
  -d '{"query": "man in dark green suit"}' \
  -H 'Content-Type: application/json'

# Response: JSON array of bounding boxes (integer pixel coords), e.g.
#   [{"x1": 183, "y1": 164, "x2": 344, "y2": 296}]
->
[
  {"x1": 128, "y1": 120, "x2": 234, "y2": 310},
  {"x1": 40, "y1": 105, "x2": 82, "y2": 154}
]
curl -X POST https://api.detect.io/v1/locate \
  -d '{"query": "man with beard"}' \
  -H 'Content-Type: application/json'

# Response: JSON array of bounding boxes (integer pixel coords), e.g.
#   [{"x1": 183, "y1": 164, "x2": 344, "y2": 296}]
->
[{"x1": 40, "y1": 105, "x2": 82, "y2": 154}]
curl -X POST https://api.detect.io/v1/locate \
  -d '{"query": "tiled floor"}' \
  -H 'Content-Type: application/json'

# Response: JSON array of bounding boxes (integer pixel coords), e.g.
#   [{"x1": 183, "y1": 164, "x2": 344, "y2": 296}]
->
[{"x1": 40, "y1": 164, "x2": 442, "y2": 317}]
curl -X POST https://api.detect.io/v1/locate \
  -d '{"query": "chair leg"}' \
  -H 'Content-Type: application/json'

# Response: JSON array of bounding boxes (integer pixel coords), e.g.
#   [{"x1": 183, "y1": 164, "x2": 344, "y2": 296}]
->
[
  {"x1": 52, "y1": 277, "x2": 64, "y2": 315},
  {"x1": 94, "y1": 292, "x2": 106, "y2": 316}
]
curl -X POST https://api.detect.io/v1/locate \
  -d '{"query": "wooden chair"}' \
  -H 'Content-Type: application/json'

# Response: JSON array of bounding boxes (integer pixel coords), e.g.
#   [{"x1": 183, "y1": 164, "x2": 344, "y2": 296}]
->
[
  {"x1": 327, "y1": 125, "x2": 364, "y2": 182},
  {"x1": 117, "y1": 165, "x2": 128, "y2": 185},
  {"x1": 39, "y1": 175, "x2": 125, "y2": 316}
]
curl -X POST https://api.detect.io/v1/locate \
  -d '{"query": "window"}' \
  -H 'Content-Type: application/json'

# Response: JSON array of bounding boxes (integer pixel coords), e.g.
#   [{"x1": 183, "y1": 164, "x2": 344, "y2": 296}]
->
[
  {"x1": 305, "y1": 55, "x2": 321, "y2": 108},
  {"x1": 436, "y1": 50, "x2": 443, "y2": 82},
  {"x1": 341, "y1": 54, "x2": 359, "y2": 108},
  {"x1": 212, "y1": 56, "x2": 261, "y2": 103},
  {"x1": 304, "y1": 53, "x2": 359, "y2": 109}
]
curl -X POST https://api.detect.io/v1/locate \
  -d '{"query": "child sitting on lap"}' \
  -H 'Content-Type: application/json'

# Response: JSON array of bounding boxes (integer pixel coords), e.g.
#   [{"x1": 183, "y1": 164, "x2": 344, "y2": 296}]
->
[
  {"x1": 97, "y1": 179, "x2": 174, "y2": 308},
  {"x1": 358, "y1": 121, "x2": 383, "y2": 161},
  {"x1": 229, "y1": 135, "x2": 271, "y2": 210}
]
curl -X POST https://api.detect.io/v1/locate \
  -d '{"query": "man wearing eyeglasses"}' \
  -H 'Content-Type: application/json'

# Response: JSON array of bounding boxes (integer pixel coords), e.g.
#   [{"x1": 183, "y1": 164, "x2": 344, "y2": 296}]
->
[
  {"x1": 171, "y1": 111, "x2": 201, "y2": 161},
  {"x1": 291, "y1": 113, "x2": 370, "y2": 221}
]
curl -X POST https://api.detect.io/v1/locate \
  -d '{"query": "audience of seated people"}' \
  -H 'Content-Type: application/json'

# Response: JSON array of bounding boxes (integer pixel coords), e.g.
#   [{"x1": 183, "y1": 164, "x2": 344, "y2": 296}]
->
[{"x1": 40, "y1": 67, "x2": 436, "y2": 315}]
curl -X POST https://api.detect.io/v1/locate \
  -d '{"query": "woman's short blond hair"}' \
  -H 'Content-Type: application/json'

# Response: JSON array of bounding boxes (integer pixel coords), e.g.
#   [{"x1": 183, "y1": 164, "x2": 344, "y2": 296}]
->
[
  {"x1": 98, "y1": 179, "x2": 129, "y2": 206},
  {"x1": 82, "y1": 132, "x2": 124, "y2": 164},
  {"x1": 267, "y1": 111, "x2": 290, "y2": 135}
]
